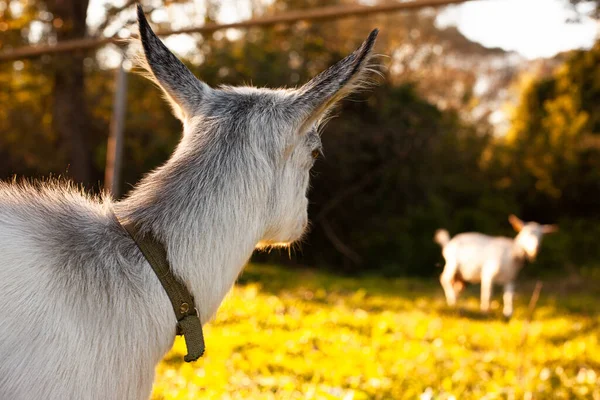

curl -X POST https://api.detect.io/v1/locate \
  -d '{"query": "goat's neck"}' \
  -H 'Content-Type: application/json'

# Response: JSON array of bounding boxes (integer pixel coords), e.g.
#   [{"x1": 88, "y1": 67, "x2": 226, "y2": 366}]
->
[
  {"x1": 114, "y1": 150, "x2": 267, "y2": 323},
  {"x1": 510, "y1": 239, "x2": 528, "y2": 266}
]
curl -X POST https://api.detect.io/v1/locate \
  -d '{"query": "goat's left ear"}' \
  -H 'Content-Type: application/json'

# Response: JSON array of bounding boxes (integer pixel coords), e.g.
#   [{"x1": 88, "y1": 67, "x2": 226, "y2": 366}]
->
[
  {"x1": 295, "y1": 29, "x2": 379, "y2": 128},
  {"x1": 509, "y1": 215, "x2": 524, "y2": 232},
  {"x1": 136, "y1": 5, "x2": 207, "y2": 121},
  {"x1": 542, "y1": 224, "x2": 558, "y2": 234}
]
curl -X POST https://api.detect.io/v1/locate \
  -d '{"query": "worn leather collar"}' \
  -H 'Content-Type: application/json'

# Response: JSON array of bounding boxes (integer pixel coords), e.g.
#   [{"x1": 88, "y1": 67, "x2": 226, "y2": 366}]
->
[{"x1": 119, "y1": 219, "x2": 205, "y2": 362}]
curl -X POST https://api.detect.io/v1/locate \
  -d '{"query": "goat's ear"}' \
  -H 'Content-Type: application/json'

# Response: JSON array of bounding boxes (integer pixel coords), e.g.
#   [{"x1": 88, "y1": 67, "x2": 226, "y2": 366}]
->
[
  {"x1": 542, "y1": 224, "x2": 558, "y2": 234},
  {"x1": 136, "y1": 5, "x2": 206, "y2": 121},
  {"x1": 295, "y1": 29, "x2": 379, "y2": 128},
  {"x1": 508, "y1": 215, "x2": 524, "y2": 232}
]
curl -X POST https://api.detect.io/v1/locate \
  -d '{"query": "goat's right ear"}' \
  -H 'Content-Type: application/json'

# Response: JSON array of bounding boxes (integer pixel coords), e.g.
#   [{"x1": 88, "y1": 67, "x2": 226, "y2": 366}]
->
[
  {"x1": 542, "y1": 224, "x2": 558, "y2": 234},
  {"x1": 508, "y1": 215, "x2": 524, "y2": 232},
  {"x1": 136, "y1": 5, "x2": 206, "y2": 121},
  {"x1": 295, "y1": 29, "x2": 379, "y2": 129}
]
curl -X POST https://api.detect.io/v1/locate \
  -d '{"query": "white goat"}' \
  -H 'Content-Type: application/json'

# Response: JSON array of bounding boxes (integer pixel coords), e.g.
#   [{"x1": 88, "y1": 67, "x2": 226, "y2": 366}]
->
[
  {"x1": 435, "y1": 215, "x2": 557, "y2": 318},
  {"x1": 0, "y1": 6, "x2": 378, "y2": 399}
]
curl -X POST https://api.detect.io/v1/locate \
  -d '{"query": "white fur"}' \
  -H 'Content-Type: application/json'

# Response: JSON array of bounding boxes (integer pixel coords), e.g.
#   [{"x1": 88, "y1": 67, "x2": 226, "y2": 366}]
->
[
  {"x1": 0, "y1": 10, "x2": 378, "y2": 399},
  {"x1": 435, "y1": 215, "x2": 557, "y2": 318}
]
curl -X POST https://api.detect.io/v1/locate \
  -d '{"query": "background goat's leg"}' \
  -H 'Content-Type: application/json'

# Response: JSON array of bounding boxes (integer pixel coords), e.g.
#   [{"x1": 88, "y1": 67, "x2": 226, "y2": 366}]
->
[
  {"x1": 440, "y1": 264, "x2": 458, "y2": 306},
  {"x1": 480, "y1": 277, "x2": 493, "y2": 313},
  {"x1": 503, "y1": 282, "x2": 515, "y2": 319}
]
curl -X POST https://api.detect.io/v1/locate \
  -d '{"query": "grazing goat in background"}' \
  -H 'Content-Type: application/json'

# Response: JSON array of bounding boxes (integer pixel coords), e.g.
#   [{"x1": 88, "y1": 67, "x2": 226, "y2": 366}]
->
[
  {"x1": 0, "y1": 6, "x2": 379, "y2": 400},
  {"x1": 435, "y1": 215, "x2": 557, "y2": 318}
]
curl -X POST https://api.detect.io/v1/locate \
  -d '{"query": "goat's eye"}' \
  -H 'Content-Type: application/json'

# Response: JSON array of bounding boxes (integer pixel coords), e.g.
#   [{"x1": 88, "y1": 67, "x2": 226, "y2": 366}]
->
[{"x1": 311, "y1": 149, "x2": 320, "y2": 160}]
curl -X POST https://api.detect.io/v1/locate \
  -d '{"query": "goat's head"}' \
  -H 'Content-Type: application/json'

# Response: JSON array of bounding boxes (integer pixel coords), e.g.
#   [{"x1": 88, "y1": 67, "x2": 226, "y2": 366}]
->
[
  {"x1": 509, "y1": 214, "x2": 558, "y2": 261},
  {"x1": 136, "y1": 6, "x2": 378, "y2": 247}
]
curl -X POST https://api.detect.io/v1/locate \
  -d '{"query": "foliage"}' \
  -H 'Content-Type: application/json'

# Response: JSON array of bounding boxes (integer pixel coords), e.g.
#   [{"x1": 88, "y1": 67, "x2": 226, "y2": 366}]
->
[
  {"x1": 285, "y1": 84, "x2": 498, "y2": 275},
  {"x1": 569, "y1": 0, "x2": 600, "y2": 20},
  {"x1": 152, "y1": 264, "x2": 600, "y2": 399},
  {"x1": 498, "y1": 41, "x2": 600, "y2": 276},
  {"x1": 1, "y1": 0, "x2": 599, "y2": 276},
  {"x1": 506, "y1": 41, "x2": 600, "y2": 211}
]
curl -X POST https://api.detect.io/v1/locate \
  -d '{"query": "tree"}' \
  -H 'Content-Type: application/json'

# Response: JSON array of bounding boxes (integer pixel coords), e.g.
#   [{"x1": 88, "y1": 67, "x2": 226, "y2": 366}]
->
[
  {"x1": 45, "y1": 0, "x2": 92, "y2": 184},
  {"x1": 569, "y1": 0, "x2": 600, "y2": 19},
  {"x1": 506, "y1": 40, "x2": 600, "y2": 218}
]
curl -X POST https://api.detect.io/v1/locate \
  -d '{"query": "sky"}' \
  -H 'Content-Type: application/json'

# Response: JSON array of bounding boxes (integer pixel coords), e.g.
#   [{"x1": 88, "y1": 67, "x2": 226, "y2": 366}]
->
[
  {"x1": 437, "y1": 0, "x2": 598, "y2": 59},
  {"x1": 87, "y1": 0, "x2": 598, "y2": 60}
]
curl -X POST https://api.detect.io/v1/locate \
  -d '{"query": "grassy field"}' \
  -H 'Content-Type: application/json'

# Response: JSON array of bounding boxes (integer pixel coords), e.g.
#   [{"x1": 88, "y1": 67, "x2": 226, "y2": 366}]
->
[{"x1": 152, "y1": 264, "x2": 600, "y2": 399}]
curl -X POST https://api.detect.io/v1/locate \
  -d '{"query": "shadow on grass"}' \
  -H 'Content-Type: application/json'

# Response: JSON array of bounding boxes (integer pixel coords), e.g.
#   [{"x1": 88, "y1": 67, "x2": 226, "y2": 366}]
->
[
  {"x1": 437, "y1": 307, "x2": 497, "y2": 321},
  {"x1": 543, "y1": 318, "x2": 600, "y2": 345},
  {"x1": 236, "y1": 264, "x2": 600, "y2": 319},
  {"x1": 237, "y1": 264, "x2": 440, "y2": 298},
  {"x1": 162, "y1": 352, "x2": 185, "y2": 367}
]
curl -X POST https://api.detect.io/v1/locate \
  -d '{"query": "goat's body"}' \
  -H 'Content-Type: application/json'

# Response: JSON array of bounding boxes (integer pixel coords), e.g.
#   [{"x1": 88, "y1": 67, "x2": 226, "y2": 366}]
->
[
  {"x1": 0, "y1": 160, "x2": 264, "y2": 399},
  {"x1": 442, "y1": 233, "x2": 522, "y2": 285},
  {"x1": 436, "y1": 229, "x2": 526, "y2": 318},
  {"x1": 437, "y1": 217, "x2": 556, "y2": 318},
  {"x1": 0, "y1": 8, "x2": 378, "y2": 398},
  {"x1": 0, "y1": 183, "x2": 175, "y2": 399}
]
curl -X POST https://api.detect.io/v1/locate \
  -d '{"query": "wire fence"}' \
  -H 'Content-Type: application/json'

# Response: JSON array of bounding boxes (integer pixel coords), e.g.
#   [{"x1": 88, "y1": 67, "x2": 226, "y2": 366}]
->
[
  {"x1": 0, "y1": 0, "x2": 478, "y2": 61},
  {"x1": 1, "y1": 0, "x2": 480, "y2": 197}
]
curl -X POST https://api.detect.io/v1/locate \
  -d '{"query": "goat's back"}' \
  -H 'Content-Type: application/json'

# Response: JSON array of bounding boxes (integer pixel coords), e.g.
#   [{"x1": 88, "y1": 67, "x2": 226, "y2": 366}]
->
[
  {"x1": 442, "y1": 232, "x2": 515, "y2": 283},
  {"x1": 0, "y1": 182, "x2": 172, "y2": 400}
]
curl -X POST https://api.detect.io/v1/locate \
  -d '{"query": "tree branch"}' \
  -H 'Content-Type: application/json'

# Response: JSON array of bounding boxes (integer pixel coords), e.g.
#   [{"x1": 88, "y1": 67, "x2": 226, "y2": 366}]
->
[{"x1": 320, "y1": 219, "x2": 363, "y2": 265}]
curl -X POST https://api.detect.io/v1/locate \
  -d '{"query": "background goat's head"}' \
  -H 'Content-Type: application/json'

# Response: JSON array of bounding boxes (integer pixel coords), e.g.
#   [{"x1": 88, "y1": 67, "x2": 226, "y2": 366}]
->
[
  {"x1": 509, "y1": 214, "x2": 558, "y2": 261},
  {"x1": 136, "y1": 5, "x2": 378, "y2": 247}
]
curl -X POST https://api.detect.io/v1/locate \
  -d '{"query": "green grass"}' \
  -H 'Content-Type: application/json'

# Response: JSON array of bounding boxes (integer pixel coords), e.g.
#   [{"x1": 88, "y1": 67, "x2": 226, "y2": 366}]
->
[{"x1": 152, "y1": 264, "x2": 600, "y2": 399}]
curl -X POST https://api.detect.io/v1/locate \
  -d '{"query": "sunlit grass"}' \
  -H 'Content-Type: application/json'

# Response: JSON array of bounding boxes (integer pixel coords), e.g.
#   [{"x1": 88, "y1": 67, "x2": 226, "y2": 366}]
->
[{"x1": 152, "y1": 264, "x2": 600, "y2": 399}]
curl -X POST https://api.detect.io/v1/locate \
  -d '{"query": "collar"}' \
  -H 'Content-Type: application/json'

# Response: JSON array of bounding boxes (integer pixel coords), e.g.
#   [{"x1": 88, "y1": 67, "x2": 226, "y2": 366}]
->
[{"x1": 119, "y1": 219, "x2": 205, "y2": 362}]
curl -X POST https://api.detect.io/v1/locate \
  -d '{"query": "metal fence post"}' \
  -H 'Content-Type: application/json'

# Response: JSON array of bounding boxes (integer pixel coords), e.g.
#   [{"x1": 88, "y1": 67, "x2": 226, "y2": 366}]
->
[{"x1": 104, "y1": 59, "x2": 128, "y2": 198}]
